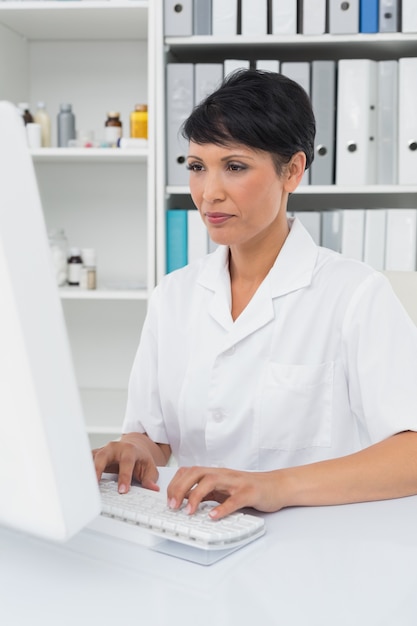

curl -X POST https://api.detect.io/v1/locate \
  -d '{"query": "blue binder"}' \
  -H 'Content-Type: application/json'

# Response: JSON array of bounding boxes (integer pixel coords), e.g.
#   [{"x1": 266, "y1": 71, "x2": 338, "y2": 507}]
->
[
  {"x1": 166, "y1": 209, "x2": 188, "y2": 273},
  {"x1": 360, "y1": 0, "x2": 378, "y2": 33}
]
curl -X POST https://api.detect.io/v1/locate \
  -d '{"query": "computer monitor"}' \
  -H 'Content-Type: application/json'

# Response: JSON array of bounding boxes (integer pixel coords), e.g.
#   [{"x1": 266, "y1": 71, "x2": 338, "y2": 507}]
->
[{"x1": 0, "y1": 101, "x2": 101, "y2": 541}]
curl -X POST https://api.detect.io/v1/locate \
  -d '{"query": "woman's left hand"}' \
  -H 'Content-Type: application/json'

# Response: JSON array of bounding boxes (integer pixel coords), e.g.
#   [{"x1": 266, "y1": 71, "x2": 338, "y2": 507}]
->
[{"x1": 166, "y1": 466, "x2": 285, "y2": 519}]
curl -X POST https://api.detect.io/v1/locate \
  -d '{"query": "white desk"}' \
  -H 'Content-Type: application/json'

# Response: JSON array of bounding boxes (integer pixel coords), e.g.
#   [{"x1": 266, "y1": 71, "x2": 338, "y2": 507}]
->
[{"x1": 1, "y1": 469, "x2": 417, "y2": 626}]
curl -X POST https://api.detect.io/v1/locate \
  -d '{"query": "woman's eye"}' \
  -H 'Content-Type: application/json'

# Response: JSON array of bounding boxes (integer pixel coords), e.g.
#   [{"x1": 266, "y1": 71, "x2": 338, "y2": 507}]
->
[
  {"x1": 227, "y1": 163, "x2": 246, "y2": 172},
  {"x1": 186, "y1": 162, "x2": 204, "y2": 172}
]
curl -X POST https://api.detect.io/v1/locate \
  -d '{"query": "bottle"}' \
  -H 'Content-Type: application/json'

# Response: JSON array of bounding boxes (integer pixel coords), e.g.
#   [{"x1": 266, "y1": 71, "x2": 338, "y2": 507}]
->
[
  {"x1": 34, "y1": 102, "x2": 51, "y2": 147},
  {"x1": 130, "y1": 104, "x2": 148, "y2": 139},
  {"x1": 104, "y1": 111, "x2": 123, "y2": 147},
  {"x1": 67, "y1": 247, "x2": 83, "y2": 286},
  {"x1": 17, "y1": 102, "x2": 34, "y2": 125},
  {"x1": 26, "y1": 123, "x2": 42, "y2": 149},
  {"x1": 48, "y1": 228, "x2": 68, "y2": 287},
  {"x1": 57, "y1": 103, "x2": 76, "y2": 148},
  {"x1": 80, "y1": 248, "x2": 97, "y2": 290}
]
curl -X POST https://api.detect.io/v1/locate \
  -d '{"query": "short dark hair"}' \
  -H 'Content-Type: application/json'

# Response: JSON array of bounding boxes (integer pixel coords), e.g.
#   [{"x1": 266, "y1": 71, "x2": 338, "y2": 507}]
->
[{"x1": 182, "y1": 68, "x2": 316, "y2": 175}]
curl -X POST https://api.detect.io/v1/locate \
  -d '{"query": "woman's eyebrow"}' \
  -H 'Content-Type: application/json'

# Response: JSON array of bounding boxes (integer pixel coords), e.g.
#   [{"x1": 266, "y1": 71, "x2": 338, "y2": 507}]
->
[{"x1": 187, "y1": 154, "x2": 256, "y2": 161}]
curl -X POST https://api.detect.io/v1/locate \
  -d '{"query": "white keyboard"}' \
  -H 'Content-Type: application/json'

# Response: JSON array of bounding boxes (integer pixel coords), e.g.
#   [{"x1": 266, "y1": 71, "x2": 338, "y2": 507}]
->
[{"x1": 98, "y1": 480, "x2": 265, "y2": 551}]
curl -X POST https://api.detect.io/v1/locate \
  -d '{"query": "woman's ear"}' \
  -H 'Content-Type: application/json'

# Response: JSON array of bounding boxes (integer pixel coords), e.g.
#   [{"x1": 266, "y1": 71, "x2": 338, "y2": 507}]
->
[{"x1": 283, "y1": 152, "x2": 307, "y2": 193}]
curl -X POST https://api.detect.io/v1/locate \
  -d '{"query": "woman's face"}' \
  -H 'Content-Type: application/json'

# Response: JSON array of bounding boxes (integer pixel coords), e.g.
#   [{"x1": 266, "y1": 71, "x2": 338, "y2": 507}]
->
[{"x1": 187, "y1": 141, "x2": 291, "y2": 250}]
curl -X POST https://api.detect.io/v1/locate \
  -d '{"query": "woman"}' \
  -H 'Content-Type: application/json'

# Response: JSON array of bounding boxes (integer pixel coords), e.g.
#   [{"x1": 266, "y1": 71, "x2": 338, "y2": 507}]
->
[{"x1": 94, "y1": 69, "x2": 417, "y2": 519}]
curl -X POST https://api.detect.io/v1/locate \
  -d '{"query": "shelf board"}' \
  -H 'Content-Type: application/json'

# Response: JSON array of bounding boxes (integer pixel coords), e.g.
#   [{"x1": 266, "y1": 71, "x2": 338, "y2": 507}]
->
[
  {"x1": 167, "y1": 185, "x2": 417, "y2": 195},
  {"x1": 165, "y1": 33, "x2": 417, "y2": 61},
  {"x1": 0, "y1": 1, "x2": 148, "y2": 41},
  {"x1": 297, "y1": 185, "x2": 417, "y2": 195},
  {"x1": 79, "y1": 387, "x2": 126, "y2": 435},
  {"x1": 167, "y1": 184, "x2": 417, "y2": 210},
  {"x1": 290, "y1": 185, "x2": 417, "y2": 210},
  {"x1": 31, "y1": 147, "x2": 148, "y2": 163},
  {"x1": 59, "y1": 287, "x2": 148, "y2": 301}
]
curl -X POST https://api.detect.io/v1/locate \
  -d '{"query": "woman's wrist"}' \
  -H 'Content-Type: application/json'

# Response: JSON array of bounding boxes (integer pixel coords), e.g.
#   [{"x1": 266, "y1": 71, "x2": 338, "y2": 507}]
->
[{"x1": 121, "y1": 432, "x2": 170, "y2": 467}]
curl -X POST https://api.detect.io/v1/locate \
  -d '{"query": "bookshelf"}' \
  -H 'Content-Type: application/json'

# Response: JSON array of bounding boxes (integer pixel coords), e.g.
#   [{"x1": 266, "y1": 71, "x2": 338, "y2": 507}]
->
[
  {"x1": 0, "y1": 0, "x2": 156, "y2": 447},
  {"x1": 157, "y1": 5, "x2": 417, "y2": 294}
]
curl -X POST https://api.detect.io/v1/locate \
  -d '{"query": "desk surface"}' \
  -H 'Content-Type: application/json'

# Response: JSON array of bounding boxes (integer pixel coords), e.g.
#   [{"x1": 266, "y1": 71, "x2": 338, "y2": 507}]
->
[{"x1": 1, "y1": 468, "x2": 417, "y2": 626}]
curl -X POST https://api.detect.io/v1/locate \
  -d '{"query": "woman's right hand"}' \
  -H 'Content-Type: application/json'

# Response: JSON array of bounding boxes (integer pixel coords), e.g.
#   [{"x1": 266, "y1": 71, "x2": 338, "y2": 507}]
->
[{"x1": 92, "y1": 432, "x2": 170, "y2": 494}]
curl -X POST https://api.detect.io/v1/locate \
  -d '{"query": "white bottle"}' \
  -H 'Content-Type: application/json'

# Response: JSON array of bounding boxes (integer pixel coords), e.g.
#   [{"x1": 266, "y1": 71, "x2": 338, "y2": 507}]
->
[
  {"x1": 48, "y1": 228, "x2": 68, "y2": 287},
  {"x1": 80, "y1": 248, "x2": 97, "y2": 290},
  {"x1": 34, "y1": 101, "x2": 51, "y2": 147}
]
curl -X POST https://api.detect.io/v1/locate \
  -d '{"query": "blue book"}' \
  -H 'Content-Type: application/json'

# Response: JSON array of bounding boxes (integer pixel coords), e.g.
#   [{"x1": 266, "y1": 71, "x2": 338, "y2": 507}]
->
[
  {"x1": 166, "y1": 209, "x2": 188, "y2": 273},
  {"x1": 360, "y1": 0, "x2": 378, "y2": 33}
]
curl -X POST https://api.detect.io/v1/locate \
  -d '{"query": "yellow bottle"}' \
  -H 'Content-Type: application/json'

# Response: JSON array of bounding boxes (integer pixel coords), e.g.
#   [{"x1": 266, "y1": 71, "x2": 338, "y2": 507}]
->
[{"x1": 130, "y1": 104, "x2": 148, "y2": 139}]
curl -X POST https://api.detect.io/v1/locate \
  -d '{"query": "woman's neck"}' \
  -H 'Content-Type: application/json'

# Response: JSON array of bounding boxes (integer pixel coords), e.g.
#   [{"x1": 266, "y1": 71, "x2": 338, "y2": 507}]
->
[
  {"x1": 229, "y1": 218, "x2": 290, "y2": 284},
  {"x1": 228, "y1": 218, "x2": 290, "y2": 320}
]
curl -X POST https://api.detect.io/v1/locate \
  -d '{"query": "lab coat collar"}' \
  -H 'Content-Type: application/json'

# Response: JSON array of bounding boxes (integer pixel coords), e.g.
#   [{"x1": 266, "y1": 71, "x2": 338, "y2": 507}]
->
[
  {"x1": 268, "y1": 217, "x2": 319, "y2": 297},
  {"x1": 198, "y1": 217, "x2": 319, "y2": 334}
]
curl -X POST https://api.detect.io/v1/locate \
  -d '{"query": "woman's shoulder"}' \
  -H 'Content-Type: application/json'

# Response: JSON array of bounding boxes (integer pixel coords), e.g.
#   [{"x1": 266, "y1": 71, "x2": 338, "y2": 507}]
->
[
  {"x1": 317, "y1": 245, "x2": 378, "y2": 280},
  {"x1": 314, "y1": 245, "x2": 391, "y2": 302}
]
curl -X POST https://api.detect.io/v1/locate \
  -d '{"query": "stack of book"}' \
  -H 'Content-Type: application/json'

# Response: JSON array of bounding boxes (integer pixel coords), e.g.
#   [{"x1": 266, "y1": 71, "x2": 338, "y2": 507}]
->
[
  {"x1": 167, "y1": 208, "x2": 417, "y2": 273},
  {"x1": 166, "y1": 57, "x2": 417, "y2": 188},
  {"x1": 164, "y1": 1, "x2": 413, "y2": 38}
]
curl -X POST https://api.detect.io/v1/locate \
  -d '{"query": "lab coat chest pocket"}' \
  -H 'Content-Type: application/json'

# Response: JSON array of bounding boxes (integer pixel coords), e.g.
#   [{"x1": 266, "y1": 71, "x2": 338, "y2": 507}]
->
[{"x1": 258, "y1": 361, "x2": 334, "y2": 450}]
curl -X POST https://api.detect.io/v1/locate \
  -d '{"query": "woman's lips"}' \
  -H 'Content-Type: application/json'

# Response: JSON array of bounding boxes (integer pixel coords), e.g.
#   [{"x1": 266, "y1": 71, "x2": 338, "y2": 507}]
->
[{"x1": 205, "y1": 212, "x2": 233, "y2": 225}]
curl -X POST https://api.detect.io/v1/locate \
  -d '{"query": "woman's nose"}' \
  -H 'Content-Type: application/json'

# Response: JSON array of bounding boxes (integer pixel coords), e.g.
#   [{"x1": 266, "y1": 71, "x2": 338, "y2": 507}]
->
[{"x1": 202, "y1": 172, "x2": 226, "y2": 203}]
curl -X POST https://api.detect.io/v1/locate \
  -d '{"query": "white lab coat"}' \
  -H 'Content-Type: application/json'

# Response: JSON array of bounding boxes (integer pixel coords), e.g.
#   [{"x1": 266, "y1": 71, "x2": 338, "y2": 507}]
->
[{"x1": 123, "y1": 218, "x2": 417, "y2": 470}]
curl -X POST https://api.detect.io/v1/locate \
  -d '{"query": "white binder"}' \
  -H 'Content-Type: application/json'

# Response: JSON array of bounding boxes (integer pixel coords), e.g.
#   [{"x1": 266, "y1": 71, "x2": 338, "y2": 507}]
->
[
  {"x1": 364, "y1": 209, "x2": 387, "y2": 270},
  {"x1": 401, "y1": 0, "x2": 417, "y2": 33},
  {"x1": 188, "y1": 210, "x2": 209, "y2": 263},
  {"x1": 379, "y1": 0, "x2": 399, "y2": 32},
  {"x1": 377, "y1": 60, "x2": 398, "y2": 185},
  {"x1": 341, "y1": 209, "x2": 365, "y2": 261},
  {"x1": 293, "y1": 212, "x2": 321, "y2": 245},
  {"x1": 385, "y1": 209, "x2": 417, "y2": 271},
  {"x1": 328, "y1": 0, "x2": 359, "y2": 34},
  {"x1": 321, "y1": 210, "x2": 342, "y2": 253},
  {"x1": 300, "y1": 0, "x2": 326, "y2": 35},
  {"x1": 241, "y1": 0, "x2": 268, "y2": 36},
  {"x1": 335, "y1": 59, "x2": 377, "y2": 186},
  {"x1": 255, "y1": 60, "x2": 280, "y2": 72},
  {"x1": 193, "y1": 0, "x2": 212, "y2": 35},
  {"x1": 398, "y1": 57, "x2": 417, "y2": 185},
  {"x1": 281, "y1": 62, "x2": 310, "y2": 97},
  {"x1": 194, "y1": 63, "x2": 223, "y2": 105},
  {"x1": 270, "y1": 0, "x2": 297, "y2": 35},
  {"x1": 164, "y1": 0, "x2": 193, "y2": 36},
  {"x1": 281, "y1": 62, "x2": 311, "y2": 185},
  {"x1": 310, "y1": 60, "x2": 336, "y2": 186},
  {"x1": 212, "y1": 0, "x2": 238, "y2": 36},
  {"x1": 166, "y1": 63, "x2": 194, "y2": 187},
  {"x1": 224, "y1": 59, "x2": 250, "y2": 77}
]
